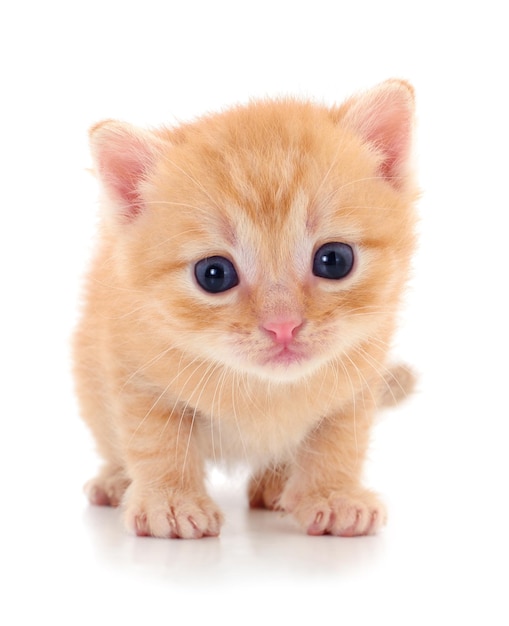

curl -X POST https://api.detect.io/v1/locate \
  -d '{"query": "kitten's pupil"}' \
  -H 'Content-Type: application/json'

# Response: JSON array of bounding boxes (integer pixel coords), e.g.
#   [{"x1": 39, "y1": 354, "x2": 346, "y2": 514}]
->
[
  {"x1": 313, "y1": 242, "x2": 354, "y2": 280},
  {"x1": 207, "y1": 266, "x2": 221, "y2": 278},
  {"x1": 194, "y1": 256, "x2": 239, "y2": 294}
]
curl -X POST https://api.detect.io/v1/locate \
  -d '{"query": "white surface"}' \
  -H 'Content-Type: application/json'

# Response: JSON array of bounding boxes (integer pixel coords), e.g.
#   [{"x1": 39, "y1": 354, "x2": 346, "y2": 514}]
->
[{"x1": 1, "y1": 1, "x2": 508, "y2": 624}]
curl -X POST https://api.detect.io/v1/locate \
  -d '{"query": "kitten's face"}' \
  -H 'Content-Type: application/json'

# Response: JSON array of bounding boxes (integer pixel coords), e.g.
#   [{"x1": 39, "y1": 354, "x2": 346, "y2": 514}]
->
[{"x1": 97, "y1": 93, "x2": 417, "y2": 383}]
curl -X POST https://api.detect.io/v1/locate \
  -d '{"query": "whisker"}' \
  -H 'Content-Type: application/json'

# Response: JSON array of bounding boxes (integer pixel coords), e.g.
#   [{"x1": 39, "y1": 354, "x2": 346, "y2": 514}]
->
[
  {"x1": 209, "y1": 365, "x2": 228, "y2": 464},
  {"x1": 343, "y1": 351, "x2": 379, "y2": 411},
  {"x1": 179, "y1": 360, "x2": 220, "y2": 484},
  {"x1": 336, "y1": 356, "x2": 359, "y2": 460},
  {"x1": 352, "y1": 344, "x2": 409, "y2": 405},
  {"x1": 126, "y1": 353, "x2": 204, "y2": 449},
  {"x1": 230, "y1": 369, "x2": 249, "y2": 464}
]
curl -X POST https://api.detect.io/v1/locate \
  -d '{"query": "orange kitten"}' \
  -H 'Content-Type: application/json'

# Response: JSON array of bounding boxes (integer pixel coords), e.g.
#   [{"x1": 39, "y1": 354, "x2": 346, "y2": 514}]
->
[{"x1": 73, "y1": 79, "x2": 418, "y2": 539}]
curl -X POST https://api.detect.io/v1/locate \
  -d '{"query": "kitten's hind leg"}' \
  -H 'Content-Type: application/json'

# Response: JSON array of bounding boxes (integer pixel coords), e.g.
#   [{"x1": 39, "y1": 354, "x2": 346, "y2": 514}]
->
[
  {"x1": 248, "y1": 464, "x2": 289, "y2": 510},
  {"x1": 84, "y1": 464, "x2": 130, "y2": 507},
  {"x1": 379, "y1": 361, "x2": 417, "y2": 408}
]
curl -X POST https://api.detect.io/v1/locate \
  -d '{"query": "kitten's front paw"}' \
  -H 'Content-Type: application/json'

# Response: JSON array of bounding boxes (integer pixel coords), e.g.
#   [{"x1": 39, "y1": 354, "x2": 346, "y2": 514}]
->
[
  {"x1": 282, "y1": 489, "x2": 386, "y2": 537},
  {"x1": 123, "y1": 487, "x2": 223, "y2": 539}
]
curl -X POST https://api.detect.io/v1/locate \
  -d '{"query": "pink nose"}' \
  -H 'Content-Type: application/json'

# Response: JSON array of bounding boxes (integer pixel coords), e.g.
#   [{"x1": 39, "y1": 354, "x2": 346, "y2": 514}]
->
[{"x1": 263, "y1": 318, "x2": 302, "y2": 345}]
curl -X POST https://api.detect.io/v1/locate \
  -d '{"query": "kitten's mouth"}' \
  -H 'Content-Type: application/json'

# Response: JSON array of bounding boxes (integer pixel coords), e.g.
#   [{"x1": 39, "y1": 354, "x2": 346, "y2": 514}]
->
[{"x1": 264, "y1": 346, "x2": 305, "y2": 367}]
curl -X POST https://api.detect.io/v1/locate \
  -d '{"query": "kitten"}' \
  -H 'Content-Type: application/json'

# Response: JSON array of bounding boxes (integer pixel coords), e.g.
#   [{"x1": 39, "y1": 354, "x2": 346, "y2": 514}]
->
[{"x1": 73, "y1": 79, "x2": 418, "y2": 539}]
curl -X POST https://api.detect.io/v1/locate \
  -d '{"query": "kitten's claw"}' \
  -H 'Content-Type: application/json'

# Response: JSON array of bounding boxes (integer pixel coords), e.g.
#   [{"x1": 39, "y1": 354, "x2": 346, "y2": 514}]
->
[
  {"x1": 134, "y1": 513, "x2": 150, "y2": 537},
  {"x1": 307, "y1": 510, "x2": 331, "y2": 535}
]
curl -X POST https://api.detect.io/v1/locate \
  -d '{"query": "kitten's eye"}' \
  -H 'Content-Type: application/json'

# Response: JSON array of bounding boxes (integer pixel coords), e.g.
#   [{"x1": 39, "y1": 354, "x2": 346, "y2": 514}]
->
[
  {"x1": 312, "y1": 242, "x2": 354, "y2": 280},
  {"x1": 194, "y1": 256, "x2": 239, "y2": 293}
]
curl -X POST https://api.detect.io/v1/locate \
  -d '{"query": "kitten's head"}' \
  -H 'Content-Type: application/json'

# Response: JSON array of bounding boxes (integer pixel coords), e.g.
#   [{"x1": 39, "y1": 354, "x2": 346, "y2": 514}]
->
[{"x1": 91, "y1": 80, "x2": 418, "y2": 383}]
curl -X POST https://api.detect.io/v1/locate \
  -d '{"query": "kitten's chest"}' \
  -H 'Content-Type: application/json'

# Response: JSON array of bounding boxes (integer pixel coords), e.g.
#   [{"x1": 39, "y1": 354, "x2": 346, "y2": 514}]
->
[
  {"x1": 146, "y1": 355, "x2": 354, "y2": 466},
  {"x1": 193, "y1": 376, "x2": 342, "y2": 466}
]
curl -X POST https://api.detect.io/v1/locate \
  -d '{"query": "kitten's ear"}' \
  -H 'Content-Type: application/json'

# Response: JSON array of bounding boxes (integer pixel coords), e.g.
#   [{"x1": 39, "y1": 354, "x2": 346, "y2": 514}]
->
[
  {"x1": 339, "y1": 79, "x2": 415, "y2": 186},
  {"x1": 89, "y1": 120, "x2": 162, "y2": 221}
]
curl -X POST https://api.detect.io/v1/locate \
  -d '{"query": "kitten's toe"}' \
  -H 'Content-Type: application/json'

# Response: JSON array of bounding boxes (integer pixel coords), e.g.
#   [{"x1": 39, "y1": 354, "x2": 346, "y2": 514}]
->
[
  {"x1": 329, "y1": 493, "x2": 386, "y2": 536},
  {"x1": 124, "y1": 488, "x2": 223, "y2": 539},
  {"x1": 284, "y1": 489, "x2": 386, "y2": 537}
]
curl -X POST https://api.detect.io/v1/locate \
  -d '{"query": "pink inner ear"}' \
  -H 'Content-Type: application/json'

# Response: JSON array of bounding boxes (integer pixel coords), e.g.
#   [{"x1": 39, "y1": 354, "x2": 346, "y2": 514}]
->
[
  {"x1": 91, "y1": 124, "x2": 157, "y2": 221},
  {"x1": 344, "y1": 82, "x2": 414, "y2": 186},
  {"x1": 363, "y1": 101, "x2": 412, "y2": 183},
  {"x1": 100, "y1": 148, "x2": 147, "y2": 220}
]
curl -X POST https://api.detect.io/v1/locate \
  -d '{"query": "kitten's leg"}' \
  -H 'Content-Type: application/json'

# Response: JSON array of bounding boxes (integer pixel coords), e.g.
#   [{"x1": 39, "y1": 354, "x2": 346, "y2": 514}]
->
[
  {"x1": 279, "y1": 399, "x2": 386, "y2": 536},
  {"x1": 74, "y1": 364, "x2": 130, "y2": 507},
  {"x1": 249, "y1": 364, "x2": 413, "y2": 522},
  {"x1": 248, "y1": 464, "x2": 289, "y2": 510},
  {"x1": 117, "y1": 394, "x2": 223, "y2": 539}
]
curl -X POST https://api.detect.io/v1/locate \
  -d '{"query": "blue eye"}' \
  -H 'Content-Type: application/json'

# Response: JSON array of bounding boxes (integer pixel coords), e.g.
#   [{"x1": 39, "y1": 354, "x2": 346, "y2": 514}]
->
[
  {"x1": 194, "y1": 256, "x2": 239, "y2": 293},
  {"x1": 312, "y1": 242, "x2": 354, "y2": 280}
]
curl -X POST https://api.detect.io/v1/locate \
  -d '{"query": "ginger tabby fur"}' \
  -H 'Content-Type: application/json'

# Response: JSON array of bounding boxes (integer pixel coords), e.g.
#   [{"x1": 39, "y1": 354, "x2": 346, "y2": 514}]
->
[{"x1": 73, "y1": 79, "x2": 418, "y2": 538}]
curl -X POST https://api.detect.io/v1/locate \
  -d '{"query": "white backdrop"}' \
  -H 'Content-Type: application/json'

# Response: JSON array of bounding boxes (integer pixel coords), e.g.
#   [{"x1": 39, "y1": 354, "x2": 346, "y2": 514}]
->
[{"x1": 1, "y1": 1, "x2": 508, "y2": 624}]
